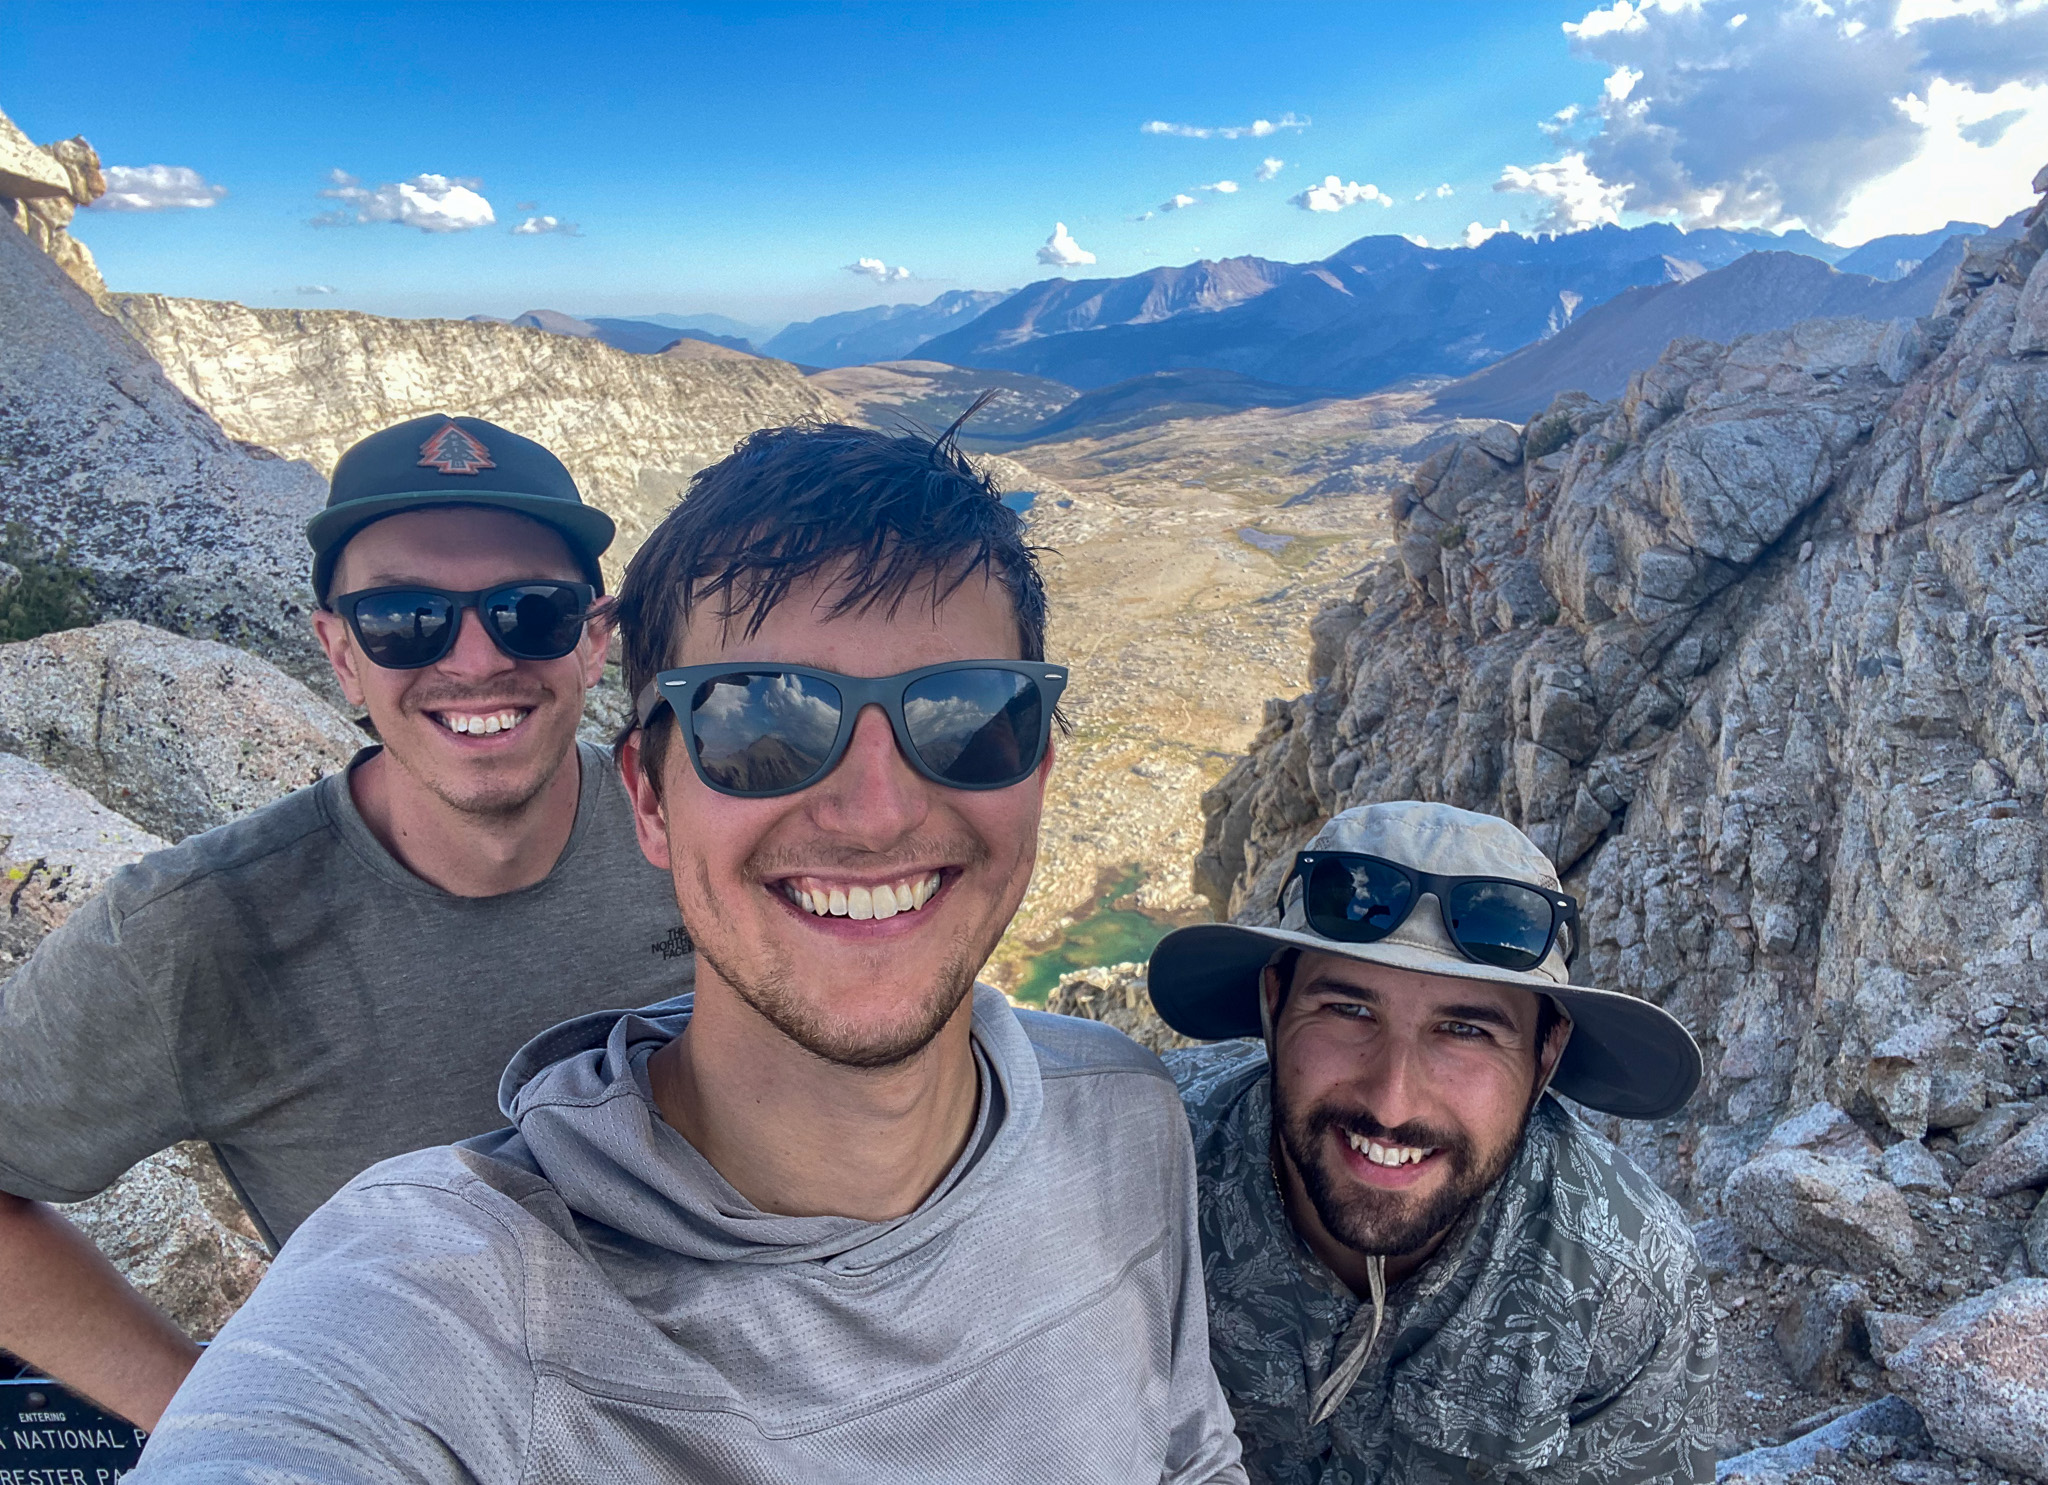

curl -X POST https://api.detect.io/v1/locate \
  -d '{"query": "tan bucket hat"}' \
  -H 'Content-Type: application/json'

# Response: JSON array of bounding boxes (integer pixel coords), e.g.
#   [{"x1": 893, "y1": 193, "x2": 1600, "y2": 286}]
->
[{"x1": 1148, "y1": 801, "x2": 1702, "y2": 1119}]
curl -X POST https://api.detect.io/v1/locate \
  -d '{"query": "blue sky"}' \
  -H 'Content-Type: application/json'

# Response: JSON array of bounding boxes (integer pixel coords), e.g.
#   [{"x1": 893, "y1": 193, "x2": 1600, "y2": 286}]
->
[{"x1": 5, "y1": 1, "x2": 2045, "y2": 329}]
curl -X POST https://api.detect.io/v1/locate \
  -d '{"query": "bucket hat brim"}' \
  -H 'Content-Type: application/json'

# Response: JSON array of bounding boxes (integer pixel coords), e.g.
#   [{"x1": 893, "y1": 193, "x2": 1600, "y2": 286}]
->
[{"x1": 1150, "y1": 921, "x2": 1702, "y2": 1122}]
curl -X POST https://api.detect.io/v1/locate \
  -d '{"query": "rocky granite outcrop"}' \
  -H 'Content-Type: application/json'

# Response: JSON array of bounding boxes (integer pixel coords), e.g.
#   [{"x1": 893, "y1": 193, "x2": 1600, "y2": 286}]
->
[
  {"x1": 0, "y1": 105, "x2": 107, "y2": 304},
  {"x1": 0, "y1": 620, "x2": 362, "y2": 841},
  {"x1": 109, "y1": 294, "x2": 842, "y2": 575},
  {"x1": 0, "y1": 200, "x2": 330, "y2": 686},
  {"x1": 1887, "y1": 1278, "x2": 2048, "y2": 1475},
  {"x1": 1041, "y1": 962, "x2": 1199, "y2": 1056},
  {"x1": 1194, "y1": 170, "x2": 2048, "y2": 1219},
  {"x1": 0, "y1": 751, "x2": 165, "y2": 976},
  {"x1": 0, "y1": 751, "x2": 268, "y2": 1334}
]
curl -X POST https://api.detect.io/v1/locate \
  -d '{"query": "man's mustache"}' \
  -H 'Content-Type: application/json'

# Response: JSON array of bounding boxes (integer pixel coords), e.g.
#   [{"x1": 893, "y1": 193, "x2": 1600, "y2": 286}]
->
[{"x1": 1303, "y1": 1104, "x2": 1470, "y2": 1162}]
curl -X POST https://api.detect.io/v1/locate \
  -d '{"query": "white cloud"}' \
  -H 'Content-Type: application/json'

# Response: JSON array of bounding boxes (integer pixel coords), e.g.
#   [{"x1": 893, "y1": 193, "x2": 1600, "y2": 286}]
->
[
  {"x1": 1496, "y1": 150, "x2": 1630, "y2": 230},
  {"x1": 1833, "y1": 75, "x2": 2048, "y2": 239},
  {"x1": 1463, "y1": 219, "x2": 1514, "y2": 247},
  {"x1": 1289, "y1": 175, "x2": 1394, "y2": 212},
  {"x1": 316, "y1": 170, "x2": 496, "y2": 232},
  {"x1": 92, "y1": 165, "x2": 226, "y2": 211},
  {"x1": 1413, "y1": 182, "x2": 1456, "y2": 201},
  {"x1": 1161, "y1": 192, "x2": 1199, "y2": 211},
  {"x1": 1140, "y1": 111, "x2": 1310, "y2": 140},
  {"x1": 512, "y1": 215, "x2": 581, "y2": 237},
  {"x1": 1201, "y1": 179, "x2": 1240, "y2": 193},
  {"x1": 1036, "y1": 222, "x2": 1096, "y2": 266},
  {"x1": 1403, "y1": 232, "x2": 1432, "y2": 246},
  {"x1": 296, "y1": 284, "x2": 336, "y2": 295},
  {"x1": 844, "y1": 256, "x2": 911, "y2": 282},
  {"x1": 1505, "y1": 0, "x2": 2048, "y2": 237},
  {"x1": 1256, "y1": 157, "x2": 1285, "y2": 181}
]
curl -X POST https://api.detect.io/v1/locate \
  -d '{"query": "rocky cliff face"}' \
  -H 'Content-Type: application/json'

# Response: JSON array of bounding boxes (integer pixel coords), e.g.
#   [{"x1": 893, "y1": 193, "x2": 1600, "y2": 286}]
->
[
  {"x1": 0, "y1": 206, "x2": 331, "y2": 686},
  {"x1": 0, "y1": 105, "x2": 108, "y2": 304},
  {"x1": 110, "y1": 295, "x2": 842, "y2": 573},
  {"x1": 1197, "y1": 173, "x2": 2048, "y2": 1214}
]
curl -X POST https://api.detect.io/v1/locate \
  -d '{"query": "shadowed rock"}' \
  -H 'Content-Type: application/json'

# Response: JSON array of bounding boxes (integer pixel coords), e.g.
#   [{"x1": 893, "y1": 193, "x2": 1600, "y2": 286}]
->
[{"x1": 1888, "y1": 1278, "x2": 2048, "y2": 1475}]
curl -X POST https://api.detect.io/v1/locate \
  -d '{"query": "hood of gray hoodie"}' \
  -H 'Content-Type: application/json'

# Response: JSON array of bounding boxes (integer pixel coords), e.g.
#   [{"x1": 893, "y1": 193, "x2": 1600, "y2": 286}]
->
[{"x1": 487, "y1": 984, "x2": 1038, "y2": 1272}]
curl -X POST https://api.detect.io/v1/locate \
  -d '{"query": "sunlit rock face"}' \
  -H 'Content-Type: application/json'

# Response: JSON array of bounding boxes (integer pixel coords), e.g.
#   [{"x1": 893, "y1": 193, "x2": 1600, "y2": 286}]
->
[
  {"x1": 1195, "y1": 170, "x2": 2048, "y2": 1213},
  {"x1": 109, "y1": 294, "x2": 842, "y2": 580}
]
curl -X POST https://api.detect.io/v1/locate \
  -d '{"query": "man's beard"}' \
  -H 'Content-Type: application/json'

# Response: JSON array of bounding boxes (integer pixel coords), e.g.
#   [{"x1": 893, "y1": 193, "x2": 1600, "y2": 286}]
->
[{"x1": 1272, "y1": 1079, "x2": 1528, "y2": 1259}]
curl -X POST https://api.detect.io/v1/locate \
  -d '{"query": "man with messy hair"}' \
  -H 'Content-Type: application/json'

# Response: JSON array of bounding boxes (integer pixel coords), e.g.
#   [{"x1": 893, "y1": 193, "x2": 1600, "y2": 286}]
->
[{"x1": 137, "y1": 417, "x2": 1248, "y2": 1485}]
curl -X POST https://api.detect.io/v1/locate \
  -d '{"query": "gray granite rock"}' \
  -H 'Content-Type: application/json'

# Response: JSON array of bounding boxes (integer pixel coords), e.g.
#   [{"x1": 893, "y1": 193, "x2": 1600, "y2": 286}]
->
[
  {"x1": 1864, "y1": 1309, "x2": 1929, "y2": 1367},
  {"x1": 1880, "y1": 1140, "x2": 1952, "y2": 1195},
  {"x1": 0, "y1": 750, "x2": 165, "y2": 975},
  {"x1": 1716, "y1": 1396, "x2": 1927, "y2": 1482},
  {"x1": 1726, "y1": 1149, "x2": 1921, "y2": 1273},
  {"x1": 1775, "y1": 1276, "x2": 1871, "y2": 1390},
  {"x1": 1887, "y1": 1278, "x2": 2048, "y2": 1476},
  {"x1": 0, "y1": 620, "x2": 361, "y2": 841},
  {"x1": 1956, "y1": 1111, "x2": 2048, "y2": 1198}
]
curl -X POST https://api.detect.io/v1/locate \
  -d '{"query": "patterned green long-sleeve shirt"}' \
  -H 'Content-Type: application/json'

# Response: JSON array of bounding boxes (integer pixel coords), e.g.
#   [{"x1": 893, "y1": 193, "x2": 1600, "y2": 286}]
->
[{"x1": 1165, "y1": 1041, "x2": 1716, "y2": 1485}]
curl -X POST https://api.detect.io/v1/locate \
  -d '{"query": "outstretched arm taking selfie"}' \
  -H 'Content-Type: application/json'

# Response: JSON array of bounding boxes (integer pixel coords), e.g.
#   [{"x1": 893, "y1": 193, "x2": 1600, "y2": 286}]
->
[{"x1": 0, "y1": 1193, "x2": 201, "y2": 1430}]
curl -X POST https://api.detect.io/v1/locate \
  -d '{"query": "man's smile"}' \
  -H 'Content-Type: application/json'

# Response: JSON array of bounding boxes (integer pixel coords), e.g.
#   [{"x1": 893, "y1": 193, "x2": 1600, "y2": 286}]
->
[
  {"x1": 1339, "y1": 1129, "x2": 1446, "y2": 1189},
  {"x1": 777, "y1": 870, "x2": 949, "y2": 919},
  {"x1": 429, "y1": 706, "x2": 534, "y2": 737}
]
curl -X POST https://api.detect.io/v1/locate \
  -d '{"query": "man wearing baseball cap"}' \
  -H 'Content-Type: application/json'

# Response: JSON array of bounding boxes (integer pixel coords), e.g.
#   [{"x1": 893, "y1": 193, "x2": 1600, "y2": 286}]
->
[
  {"x1": 1152, "y1": 801, "x2": 1715, "y2": 1484},
  {"x1": 0, "y1": 414, "x2": 691, "y2": 1429}
]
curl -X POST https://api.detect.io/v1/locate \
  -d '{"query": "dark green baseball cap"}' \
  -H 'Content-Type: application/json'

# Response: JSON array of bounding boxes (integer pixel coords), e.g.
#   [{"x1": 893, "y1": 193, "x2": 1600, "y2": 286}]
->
[{"x1": 307, "y1": 414, "x2": 616, "y2": 599}]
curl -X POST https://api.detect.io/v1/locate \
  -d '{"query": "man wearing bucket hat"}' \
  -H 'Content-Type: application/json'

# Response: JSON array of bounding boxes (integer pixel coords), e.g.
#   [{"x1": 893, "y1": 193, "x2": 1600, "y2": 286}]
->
[
  {"x1": 1152, "y1": 801, "x2": 1716, "y2": 1485},
  {"x1": 0, "y1": 415, "x2": 690, "y2": 1429}
]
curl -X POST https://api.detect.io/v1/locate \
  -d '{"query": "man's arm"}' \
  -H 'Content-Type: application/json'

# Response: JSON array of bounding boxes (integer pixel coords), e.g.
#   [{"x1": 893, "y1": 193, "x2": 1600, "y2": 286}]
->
[
  {"x1": 1546, "y1": 1263, "x2": 1719, "y2": 1485},
  {"x1": 0, "y1": 890, "x2": 210, "y2": 1426},
  {"x1": 0, "y1": 1192, "x2": 202, "y2": 1427}
]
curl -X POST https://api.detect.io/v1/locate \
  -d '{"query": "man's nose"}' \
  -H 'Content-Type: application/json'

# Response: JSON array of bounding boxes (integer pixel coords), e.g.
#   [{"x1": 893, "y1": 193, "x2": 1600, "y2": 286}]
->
[
  {"x1": 804, "y1": 704, "x2": 930, "y2": 845},
  {"x1": 435, "y1": 603, "x2": 517, "y2": 679},
  {"x1": 1350, "y1": 1032, "x2": 1432, "y2": 1130}
]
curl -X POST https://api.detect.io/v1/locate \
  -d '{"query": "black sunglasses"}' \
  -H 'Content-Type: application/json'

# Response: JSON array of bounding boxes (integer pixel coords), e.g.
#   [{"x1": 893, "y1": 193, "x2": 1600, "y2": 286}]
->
[
  {"x1": 636, "y1": 660, "x2": 1069, "y2": 798},
  {"x1": 330, "y1": 582, "x2": 596, "y2": 670},
  {"x1": 1280, "y1": 850, "x2": 1580, "y2": 973}
]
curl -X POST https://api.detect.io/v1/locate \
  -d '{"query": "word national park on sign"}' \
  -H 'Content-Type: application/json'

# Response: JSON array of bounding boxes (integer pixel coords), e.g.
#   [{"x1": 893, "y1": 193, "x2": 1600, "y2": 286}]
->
[{"x1": 0, "y1": 1358, "x2": 147, "y2": 1485}]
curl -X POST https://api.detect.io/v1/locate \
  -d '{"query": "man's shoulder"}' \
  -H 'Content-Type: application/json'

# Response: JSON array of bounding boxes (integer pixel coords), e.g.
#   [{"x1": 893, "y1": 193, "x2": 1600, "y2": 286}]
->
[
  {"x1": 1012, "y1": 1004, "x2": 1176, "y2": 1084},
  {"x1": 1527, "y1": 1098, "x2": 1702, "y2": 1294},
  {"x1": 1161, "y1": 1040, "x2": 1269, "y2": 1133},
  {"x1": 96, "y1": 776, "x2": 342, "y2": 921}
]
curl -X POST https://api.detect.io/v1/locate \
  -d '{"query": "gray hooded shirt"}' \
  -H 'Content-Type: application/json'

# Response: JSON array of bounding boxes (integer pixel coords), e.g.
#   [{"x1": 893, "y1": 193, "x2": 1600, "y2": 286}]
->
[{"x1": 136, "y1": 988, "x2": 1248, "y2": 1484}]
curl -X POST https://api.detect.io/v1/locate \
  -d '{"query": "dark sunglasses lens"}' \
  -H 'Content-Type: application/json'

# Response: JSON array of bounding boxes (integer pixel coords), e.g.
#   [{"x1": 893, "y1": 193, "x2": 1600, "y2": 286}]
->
[
  {"x1": 483, "y1": 584, "x2": 587, "y2": 660},
  {"x1": 902, "y1": 669, "x2": 1043, "y2": 787},
  {"x1": 349, "y1": 591, "x2": 457, "y2": 668},
  {"x1": 687, "y1": 671, "x2": 844, "y2": 795},
  {"x1": 1304, "y1": 857, "x2": 1414, "y2": 942},
  {"x1": 1444, "y1": 881, "x2": 1557, "y2": 970}
]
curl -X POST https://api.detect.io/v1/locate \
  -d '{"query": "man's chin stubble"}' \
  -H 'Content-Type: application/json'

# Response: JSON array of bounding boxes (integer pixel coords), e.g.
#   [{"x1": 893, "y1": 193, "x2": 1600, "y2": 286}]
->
[
  {"x1": 699, "y1": 937, "x2": 983, "y2": 1071},
  {"x1": 1279, "y1": 1107, "x2": 1524, "y2": 1260}
]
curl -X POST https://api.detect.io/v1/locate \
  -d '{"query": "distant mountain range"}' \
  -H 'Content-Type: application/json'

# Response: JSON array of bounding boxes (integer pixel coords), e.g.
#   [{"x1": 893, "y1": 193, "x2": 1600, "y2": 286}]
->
[
  {"x1": 904, "y1": 222, "x2": 1964, "y2": 396},
  {"x1": 760, "y1": 290, "x2": 1013, "y2": 368},
  {"x1": 1428, "y1": 245, "x2": 1967, "y2": 422},
  {"x1": 467, "y1": 309, "x2": 758, "y2": 357}
]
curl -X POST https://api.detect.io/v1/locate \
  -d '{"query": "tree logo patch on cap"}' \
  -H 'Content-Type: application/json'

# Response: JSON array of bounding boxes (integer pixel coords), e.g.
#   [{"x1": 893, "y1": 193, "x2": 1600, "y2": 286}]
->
[{"x1": 418, "y1": 422, "x2": 496, "y2": 476}]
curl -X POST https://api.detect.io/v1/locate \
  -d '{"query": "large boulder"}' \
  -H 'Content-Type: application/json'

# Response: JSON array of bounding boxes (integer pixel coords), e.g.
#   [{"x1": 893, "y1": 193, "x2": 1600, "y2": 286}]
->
[
  {"x1": 0, "y1": 620, "x2": 360, "y2": 841},
  {"x1": 1955, "y1": 1110, "x2": 2048, "y2": 1198},
  {"x1": 1887, "y1": 1278, "x2": 2048, "y2": 1475},
  {"x1": 0, "y1": 751, "x2": 165, "y2": 975},
  {"x1": 57, "y1": 1144, "x2": 268, "y2": 1340},
  {"x1": 1723, "y1": 1147, "x2": 1920, "y2": 1274}
]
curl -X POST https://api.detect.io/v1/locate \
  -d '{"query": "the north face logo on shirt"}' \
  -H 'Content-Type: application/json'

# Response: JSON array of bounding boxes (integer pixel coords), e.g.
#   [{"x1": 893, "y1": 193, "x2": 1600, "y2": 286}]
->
[
  {"x1": 418, "y1": 423, "x2": 496, "y2": 476},
  {"x1": 651, "y1": 925, "x2": 693, "y2": 960}
]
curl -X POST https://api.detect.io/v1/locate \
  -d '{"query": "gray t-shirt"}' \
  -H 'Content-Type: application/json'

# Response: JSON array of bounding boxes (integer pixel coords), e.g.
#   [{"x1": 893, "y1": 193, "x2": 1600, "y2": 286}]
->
[{"x1": 0, "y1": 741, "x2": 693, "y2": 1248}]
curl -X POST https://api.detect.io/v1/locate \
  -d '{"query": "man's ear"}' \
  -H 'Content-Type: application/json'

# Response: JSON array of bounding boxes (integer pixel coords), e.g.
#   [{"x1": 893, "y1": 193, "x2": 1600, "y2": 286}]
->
[
  {"x1": 311, "y1": 605, "x2": 369, "y2": 710},
  {"x1": 1533, "y1": 1009, "x2": 1573, "y2": 1105},
  {"x1": 617, "y1": 728, "x2": 674, "y2": 872},
  {"x1": 577, "y1": 597, "x2": 615, "y2": 691}
]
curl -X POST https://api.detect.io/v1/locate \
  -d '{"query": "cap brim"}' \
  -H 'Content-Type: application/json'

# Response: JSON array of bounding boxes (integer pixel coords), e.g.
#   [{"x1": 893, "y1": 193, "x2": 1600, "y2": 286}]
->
[
  {"x1": 1148, "y1": 922, "x2": 1701, "y2": 1121},
  {"x1": 305, "y1": 489, "x2": 616, "y2": 568}
]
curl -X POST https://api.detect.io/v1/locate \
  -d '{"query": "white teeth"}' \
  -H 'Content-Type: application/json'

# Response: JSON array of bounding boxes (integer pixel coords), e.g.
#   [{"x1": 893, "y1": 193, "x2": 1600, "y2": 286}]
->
[
  {"x1": 782, "y1": 873, "x2": 945, "y2": 920},
  {"x1": 1346, "y1": 1132, "x2": 1434, "y2": 1167},
  {"x1": 439, "y1": 709, "x2": 528, "y2": 736}
]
